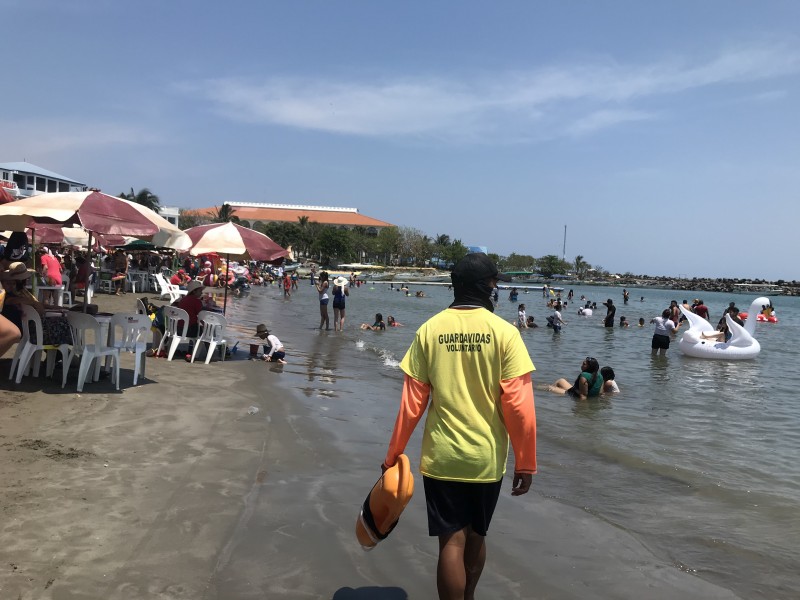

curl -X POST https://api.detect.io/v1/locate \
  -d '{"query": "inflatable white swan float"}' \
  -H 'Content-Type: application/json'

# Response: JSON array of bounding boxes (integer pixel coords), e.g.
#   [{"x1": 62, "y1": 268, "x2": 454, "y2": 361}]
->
[{"x1": 678, "y1": 297, "x2": 768, "y2": 360}]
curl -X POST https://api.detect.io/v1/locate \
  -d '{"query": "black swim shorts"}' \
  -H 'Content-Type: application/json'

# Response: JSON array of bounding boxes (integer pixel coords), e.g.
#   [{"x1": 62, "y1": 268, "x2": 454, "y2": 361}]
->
[
  {"x1": 423, "y1": 476, "x2": 503, "y2": 537},
  {"x1": 651, "y1": 333, "x2": 670, "y2": 350}
]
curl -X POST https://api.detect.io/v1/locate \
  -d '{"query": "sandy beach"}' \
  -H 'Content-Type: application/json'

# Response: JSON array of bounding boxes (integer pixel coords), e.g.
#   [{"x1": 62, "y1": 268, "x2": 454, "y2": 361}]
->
[{"x1": 0, "y1": 290, "x2": 744, "y2": 599}]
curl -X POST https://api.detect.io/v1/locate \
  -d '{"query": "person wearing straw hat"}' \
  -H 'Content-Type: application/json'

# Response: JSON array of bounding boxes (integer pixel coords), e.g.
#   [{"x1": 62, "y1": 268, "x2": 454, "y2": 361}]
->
[
  {"x1": 332, "y1": 275, "x2": 349, "y2": 331},
  {"x1": 254, "y1": 324, "x2": 286, "y2": 363},
  {"x1": 382, "y1": 253, "x2": 537, "y2": 599},
  {"x1": 1, "y1": 262, "x2": 71, "y2": 345}
]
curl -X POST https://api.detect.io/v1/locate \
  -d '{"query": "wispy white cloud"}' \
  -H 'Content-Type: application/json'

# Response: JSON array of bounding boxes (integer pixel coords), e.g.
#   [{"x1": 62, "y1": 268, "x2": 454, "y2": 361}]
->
[
  {"x1": 181, "y1": 40, "x2": 800, "y2": 142},
  {"x1": 565, "y1": 109, "x2": 655, "y2": 137}
]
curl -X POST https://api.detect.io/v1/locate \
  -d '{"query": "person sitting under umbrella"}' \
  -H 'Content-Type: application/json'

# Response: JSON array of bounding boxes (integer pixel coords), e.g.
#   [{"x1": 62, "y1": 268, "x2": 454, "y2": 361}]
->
[
  {"x1": 71, "y1": 254, "x2": 94, "y2": 297},
  {"x1": 111, "y1": 249, "x2": 129, "y2": 295}
]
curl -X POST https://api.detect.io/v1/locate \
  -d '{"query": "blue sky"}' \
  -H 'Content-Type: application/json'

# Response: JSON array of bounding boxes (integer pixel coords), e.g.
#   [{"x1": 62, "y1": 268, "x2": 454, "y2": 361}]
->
[{"x1": 3, "y1": 1, "x2": 799, "y2": 280}]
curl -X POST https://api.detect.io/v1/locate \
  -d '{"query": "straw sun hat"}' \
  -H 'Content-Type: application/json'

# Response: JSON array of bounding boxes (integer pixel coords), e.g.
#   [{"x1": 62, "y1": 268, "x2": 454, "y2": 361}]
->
[
  {"x1": 333, "y1": 276, "x2": 349, "y2": 287},
  {"x1": 1, "y1": 261, "x2": 35, "y2": 281}
]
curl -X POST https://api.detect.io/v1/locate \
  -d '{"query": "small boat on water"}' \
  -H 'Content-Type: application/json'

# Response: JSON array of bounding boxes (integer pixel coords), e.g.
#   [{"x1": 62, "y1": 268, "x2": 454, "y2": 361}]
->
[{"x1": 732, "y1": 283, "x2": 784, "y2": 295}]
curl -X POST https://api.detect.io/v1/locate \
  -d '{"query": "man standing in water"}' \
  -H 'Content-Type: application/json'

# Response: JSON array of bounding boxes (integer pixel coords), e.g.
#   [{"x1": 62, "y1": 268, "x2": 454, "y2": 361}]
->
[
  {"x1": 602, "y1": 298, "x2": 616, "y2": 328},
  {"x1": 383, "y1": 253, "x2": 537, "y2": 600}
]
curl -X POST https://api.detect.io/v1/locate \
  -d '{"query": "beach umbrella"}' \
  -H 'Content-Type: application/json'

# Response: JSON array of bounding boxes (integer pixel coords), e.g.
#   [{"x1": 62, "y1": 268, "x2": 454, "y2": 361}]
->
[
  {"x1": 183, "y1": 222, "x2": 289, "y2": 313},
  {"x1": 0, "y1": 191, "x2": 191, "y2": 311},
  {"x1": 3, "y1": 224, "x2": 127, "y2": 248},
  {"x1": 0, "y1": 186, "x2": 15, "y2": 204},
  {"x1": 0, "y1": 191, "x2": 191, "y2": 249}
]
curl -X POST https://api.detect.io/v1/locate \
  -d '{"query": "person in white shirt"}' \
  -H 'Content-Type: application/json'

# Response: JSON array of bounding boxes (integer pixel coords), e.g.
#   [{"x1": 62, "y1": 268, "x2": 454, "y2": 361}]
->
[
  {"x1": 517, "y1": 304, "x2": 527, "y2": 328},
  {"x1": 551, "y1": 306, "x2": 566, "y2": 332},
  {"x1": 254, "y1": 324, "x2": 287, "y2": 363},
  {"x1": 650, "y1": 309, "x2": 677, "y2": 355}
]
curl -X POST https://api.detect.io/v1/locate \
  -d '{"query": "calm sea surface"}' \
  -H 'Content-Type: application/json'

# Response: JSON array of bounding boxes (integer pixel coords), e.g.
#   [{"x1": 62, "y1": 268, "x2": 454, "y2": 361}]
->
[{"x1": 222, "y1": 281, "x2": 800, "y2": 599}]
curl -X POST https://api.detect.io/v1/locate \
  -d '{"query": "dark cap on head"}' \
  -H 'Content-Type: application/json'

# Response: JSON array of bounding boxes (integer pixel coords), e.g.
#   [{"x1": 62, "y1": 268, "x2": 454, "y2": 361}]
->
[{"x1": 451, "y1": 253, "x2": 511, "y2": 284}]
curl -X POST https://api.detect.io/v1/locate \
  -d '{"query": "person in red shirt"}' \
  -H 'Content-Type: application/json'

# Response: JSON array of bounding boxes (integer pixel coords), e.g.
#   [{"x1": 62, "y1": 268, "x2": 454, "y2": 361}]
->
[
  {"x1": 283, "y1": 273, "x2": 291, "y2": 298},
  {"x1": 176, "y1": 280, "x2": 205, "y2": 337},
  {"x1": 694, "y1": 299, "x2": 710, "y2": 321},
  {"x1": 37, "y1": 248, "x2": 63, "y2": 304},
  {"x1": 170, "y1": 269, "x2": 191, "y2": 288}
]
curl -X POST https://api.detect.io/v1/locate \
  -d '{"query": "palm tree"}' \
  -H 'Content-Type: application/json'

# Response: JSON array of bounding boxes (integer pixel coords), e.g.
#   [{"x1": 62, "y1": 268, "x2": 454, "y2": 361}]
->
[
  {"x1": 212, "y1": 204, "x2": 239, "y2": 223},
  {"x1": 120, "y1": 187, "x2": 160, "y2": 212},
  {"x1": 574, "y1": 255, "x2": 588, "y2": 280}
]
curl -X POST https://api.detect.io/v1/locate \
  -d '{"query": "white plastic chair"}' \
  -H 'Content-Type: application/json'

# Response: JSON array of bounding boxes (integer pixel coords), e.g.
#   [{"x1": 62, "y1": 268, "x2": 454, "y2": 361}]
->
[
  {"x1": 9, "y1": 305, "x2": 71, "y2": 384},
  {"x1": 106, "y1": 313, "x2": 150, "y2": 385},
  {"x1": 98, "y1": 276, "x2": 115, "y2": 294},
  {"x1": 136, "y1": 299, "x2": 148, "y2": 315},
  {"x1": 64, "y1": 312, "x2": 120, "y2": 392},
  {"x1": 191, "y1": 311, "x2": 228, "y2": 364},
  {"x1": 155, "y1": 306, "x2": 198, "y2": 361},
  {"x1": 155, "y1": 273, "x2": 187, "y2": 303},
  {"x1": 61, "y1": 282, "x2": 73, "y2": 307}
]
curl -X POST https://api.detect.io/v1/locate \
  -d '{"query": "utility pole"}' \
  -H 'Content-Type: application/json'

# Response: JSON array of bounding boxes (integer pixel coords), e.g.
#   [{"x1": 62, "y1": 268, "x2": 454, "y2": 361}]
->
[{"x1": 562, "y1": 225, "x2": 567, "y2": 262}]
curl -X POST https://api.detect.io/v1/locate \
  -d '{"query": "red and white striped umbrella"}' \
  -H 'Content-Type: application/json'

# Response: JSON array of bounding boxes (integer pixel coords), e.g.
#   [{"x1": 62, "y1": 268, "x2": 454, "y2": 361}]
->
[
  {"x1": 0, "y1": 191, "x2": 190, "y2": 249},
  {"x1": 184, "y1": 222, "x2": 288, "y2": 262},
  {"x1": 184, "y1": 222, "x2": 288, "y2": 314}
]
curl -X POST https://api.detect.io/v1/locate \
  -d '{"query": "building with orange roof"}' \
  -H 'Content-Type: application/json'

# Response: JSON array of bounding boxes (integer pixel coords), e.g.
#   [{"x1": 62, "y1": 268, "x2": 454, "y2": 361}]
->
[{"x1": 192, "y1": 202, "x2": 394, "y2": 234}]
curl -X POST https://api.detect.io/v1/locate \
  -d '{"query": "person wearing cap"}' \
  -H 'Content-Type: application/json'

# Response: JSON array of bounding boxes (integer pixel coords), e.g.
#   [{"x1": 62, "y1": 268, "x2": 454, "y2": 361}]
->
[
  {"x1": 602, "y1": 298, "x2": 616, "y2": 328},
  {"x1": 332, "y1": 276, "x2": 349, "y2": 331},
  {"x1": 254, "y1": 324, "x2": 286, "y2": 363},
  {"x1": 383, "y1": 252, "x2": 537, "y2": 599}
]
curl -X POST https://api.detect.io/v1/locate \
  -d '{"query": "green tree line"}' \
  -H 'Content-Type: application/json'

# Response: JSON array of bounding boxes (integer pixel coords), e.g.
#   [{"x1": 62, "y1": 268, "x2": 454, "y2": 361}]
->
[
  {"x1": 119, "y1": 187, "x2": 604, "y2": 275},
  {"x1": 178, "y1": 205, "x2": 609, "y2": 277}
]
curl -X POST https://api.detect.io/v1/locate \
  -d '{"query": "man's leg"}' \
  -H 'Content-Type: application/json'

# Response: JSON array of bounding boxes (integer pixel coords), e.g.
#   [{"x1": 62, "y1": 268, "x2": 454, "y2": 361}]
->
[
  {"x1": 437, "y1": 526, "x2": 486, "y2": 600},
  {"x1": 463, "y1": 528, "x2": 487, "y2": 600}
]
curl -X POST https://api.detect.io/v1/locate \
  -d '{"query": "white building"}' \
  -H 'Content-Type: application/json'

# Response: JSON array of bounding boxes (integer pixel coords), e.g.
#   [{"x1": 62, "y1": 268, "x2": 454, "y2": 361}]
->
[
  {"x1": 0, "y1": 161, "x2": 87, "y2": 198},
  {"x1": 159, "y1": 205, "x2": 180, "y2": 227}
]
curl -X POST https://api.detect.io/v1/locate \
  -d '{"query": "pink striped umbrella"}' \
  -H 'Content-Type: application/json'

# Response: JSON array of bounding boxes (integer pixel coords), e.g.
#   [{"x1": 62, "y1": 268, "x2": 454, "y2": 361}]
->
[{"x1": 184, "y1": 222, "x2": 288, "y2": 313}]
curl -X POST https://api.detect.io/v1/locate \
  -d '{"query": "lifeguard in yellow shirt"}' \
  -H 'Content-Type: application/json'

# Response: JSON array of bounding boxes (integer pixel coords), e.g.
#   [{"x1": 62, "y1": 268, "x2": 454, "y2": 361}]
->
[{"x1": 383, "y1": 252, "x2": 537, "y2": 600}]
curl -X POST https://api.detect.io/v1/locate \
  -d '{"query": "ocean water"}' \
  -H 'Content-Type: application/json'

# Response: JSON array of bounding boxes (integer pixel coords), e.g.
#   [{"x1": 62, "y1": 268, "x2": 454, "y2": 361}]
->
[{"x1": 222, "y1": 281, "x2": 800, "y2": 599}]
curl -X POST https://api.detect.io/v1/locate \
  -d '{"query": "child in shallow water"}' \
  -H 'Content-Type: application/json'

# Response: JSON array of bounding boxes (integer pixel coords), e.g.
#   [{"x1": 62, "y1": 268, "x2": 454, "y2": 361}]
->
[
  {"x1": 361, "y1": 313, "x2": 386, "y2": 331},
  {"x1": 254, "y1": 324, "x2": 287, "y2": 363}
]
